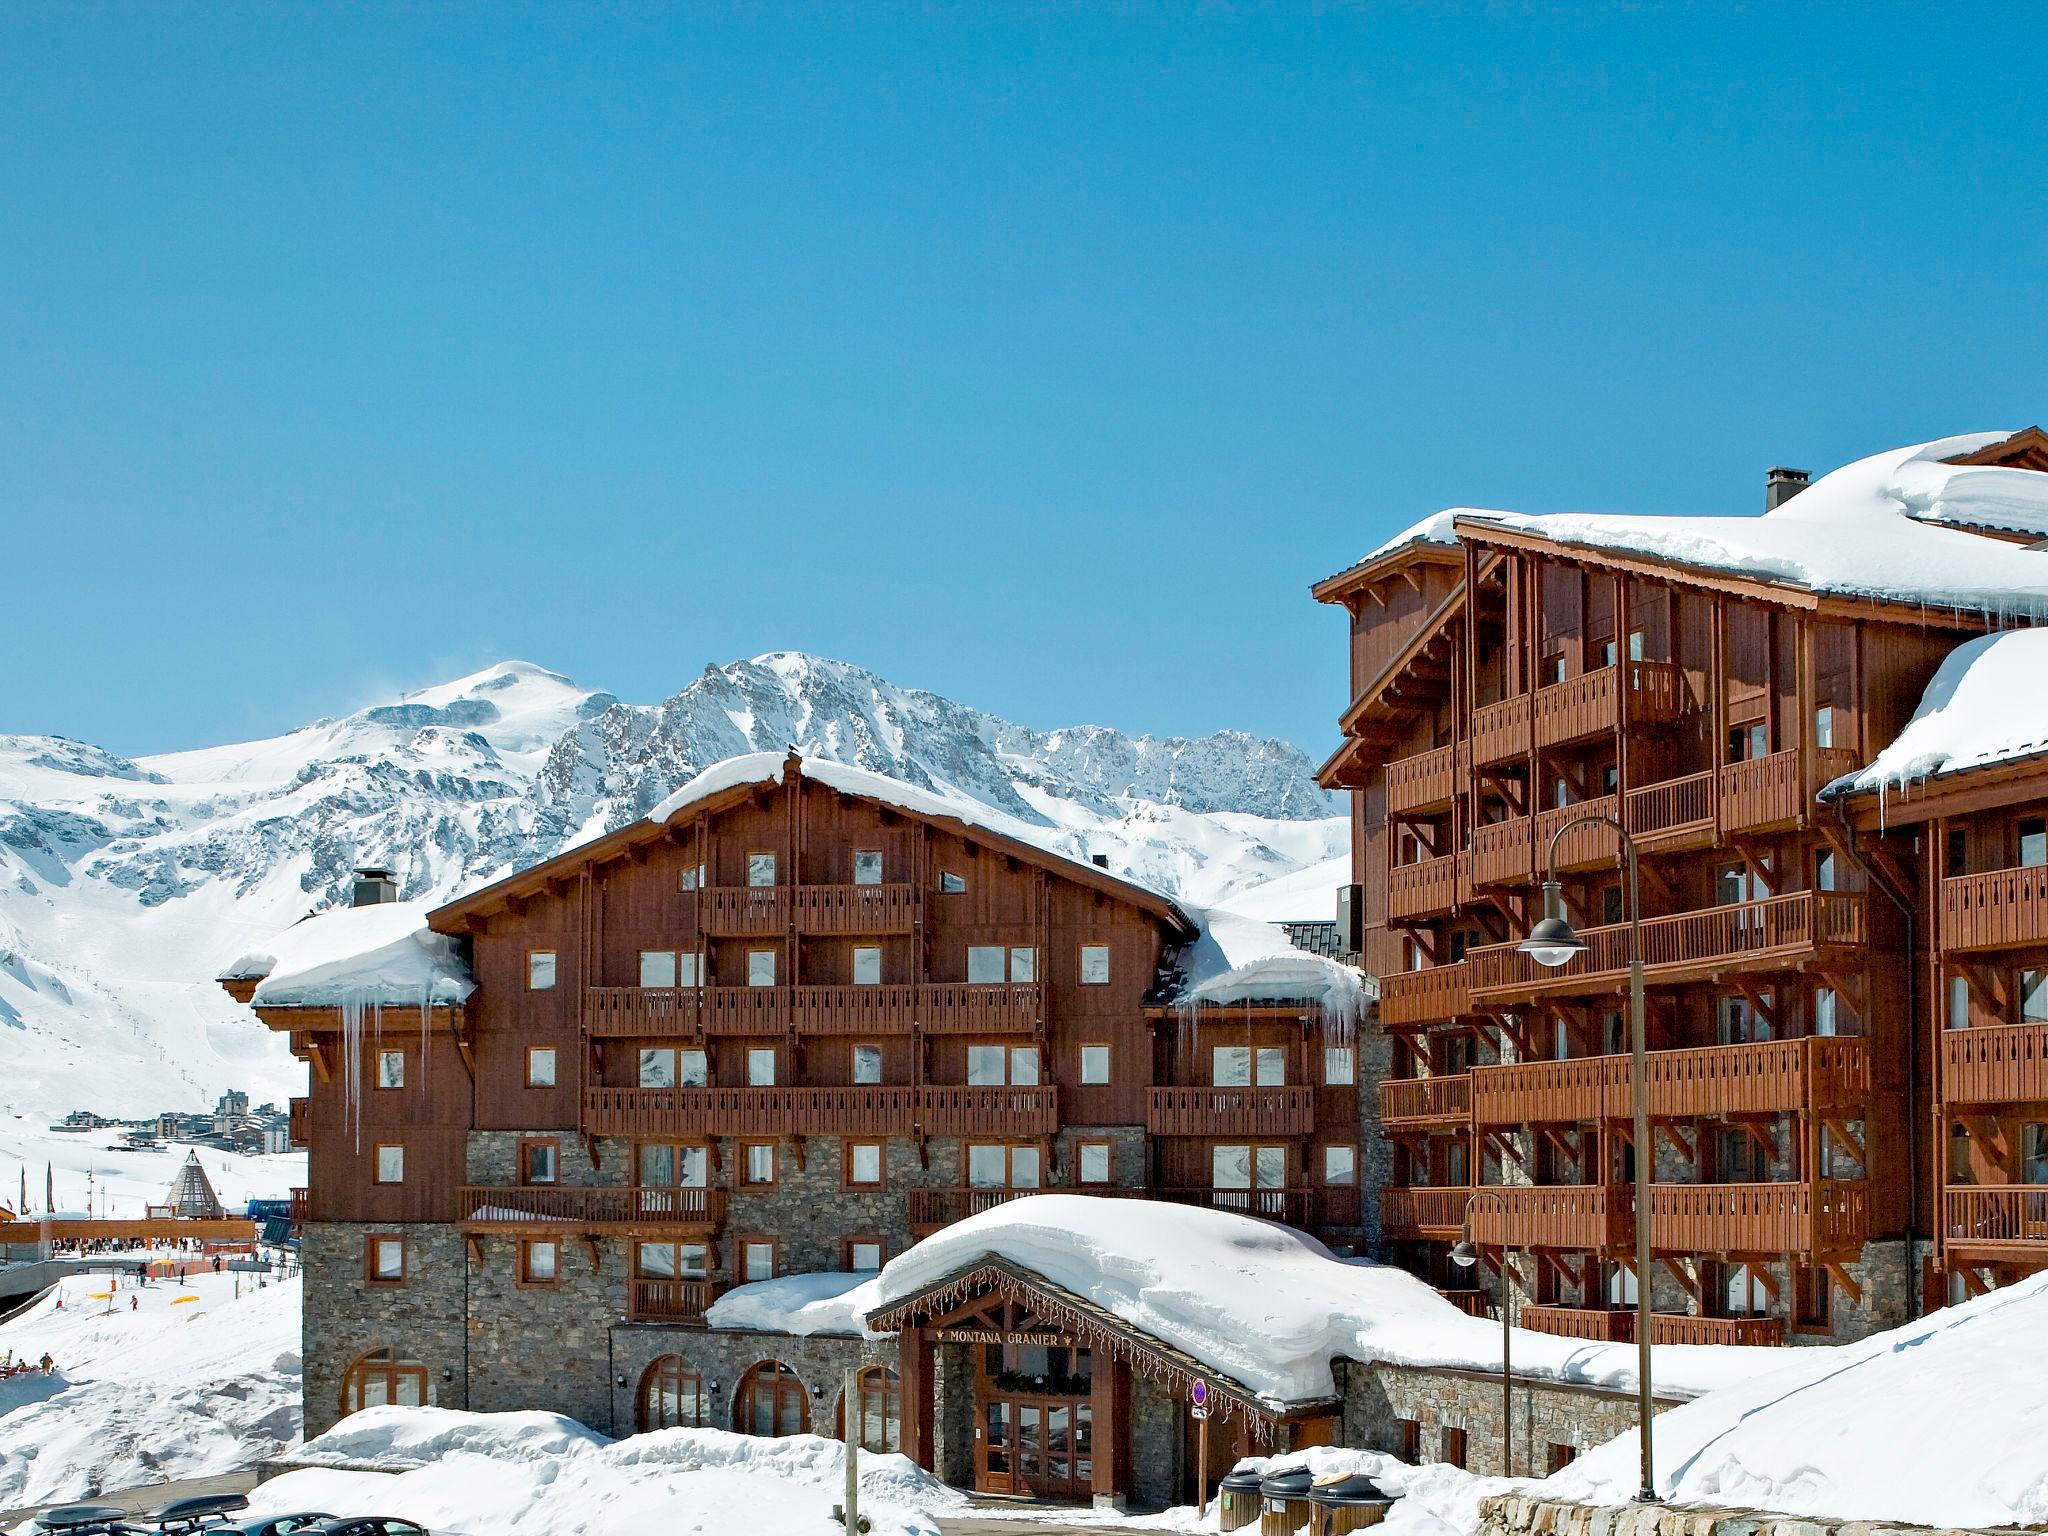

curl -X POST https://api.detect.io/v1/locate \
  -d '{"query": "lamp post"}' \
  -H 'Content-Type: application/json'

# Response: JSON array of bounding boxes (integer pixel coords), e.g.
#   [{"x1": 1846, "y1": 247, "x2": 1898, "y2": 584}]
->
[
  {"x1": 1448, "y1": 1189, "x2": 1511, "y2": 1477},
  {"x1": 1517, "y1": 812, "x2": 1658, "y2": 1506}
]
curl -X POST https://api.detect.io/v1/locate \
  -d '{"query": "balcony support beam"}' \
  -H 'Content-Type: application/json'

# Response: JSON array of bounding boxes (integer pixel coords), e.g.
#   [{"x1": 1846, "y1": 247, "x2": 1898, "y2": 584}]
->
[
  {"x1": 1658, "y1": 1257, "x2": 1699, "y2": 1302},
  {"x1": 1825, "y1": 1260, "x2": 1863, "y2": 1307},
  {"x1": 1655, "y1": 1124, "x2": 1696, "y2": 1168}
]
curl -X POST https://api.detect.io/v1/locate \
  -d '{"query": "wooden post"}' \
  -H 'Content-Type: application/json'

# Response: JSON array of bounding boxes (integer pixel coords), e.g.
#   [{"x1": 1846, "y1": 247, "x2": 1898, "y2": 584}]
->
[
  {"x1": 901, "y1": 1325, "x2": 934, "y2": 1472},
  {"x1": 1091, "y1": 1349, "x2": 1124, "y2": 1507},
  {"x1": 1197, "y1": 1410, "x2": 1210, "y2": 1520},
  {"x1": 843, "y1": 1365, "x2": 861, "y2": 1534}
]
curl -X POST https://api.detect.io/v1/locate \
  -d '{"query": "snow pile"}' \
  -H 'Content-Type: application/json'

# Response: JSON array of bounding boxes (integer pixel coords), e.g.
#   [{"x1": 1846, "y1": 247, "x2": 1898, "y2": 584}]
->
[
  {"x1": 1829, "y1": 628, "x2": 2048, "y2": 796},
  {"x1": 230, "y1": 900, "x2": 474, "y2": 1008},
  {"x1": 1171, "y1": 908, "x2": 1372, "y2": 1016},
  {"x1": 0, "y1": 1268, "x2": 301, "y2": 1507},
  {"x1": 255, "y1": 1407, "x2": 964, "y2": 1536},
  {"x1": 871, "y1": 1197, "x2": 1781, "y2": 1406},
  {"x1": 1542, "y1": 1269, "x2": 2048, "y2": 1527},
  {"x1": 703, "y1": 1271, "x2": 885, "y2": 1338},
  {"x1": 1213, "y1": 854, "x2": 1349, "y2": 925}
]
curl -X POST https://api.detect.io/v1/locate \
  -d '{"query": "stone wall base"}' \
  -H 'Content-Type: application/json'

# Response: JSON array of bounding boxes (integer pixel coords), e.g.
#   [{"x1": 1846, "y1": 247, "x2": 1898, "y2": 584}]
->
[{"x1": 1480, "y1": 1493, "x2": 2020, "y2": 1536}]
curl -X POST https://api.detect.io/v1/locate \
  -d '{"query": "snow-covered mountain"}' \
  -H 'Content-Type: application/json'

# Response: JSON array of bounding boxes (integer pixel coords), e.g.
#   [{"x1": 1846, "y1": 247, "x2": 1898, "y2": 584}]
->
[{"x1": 0, "y1": 654, "x2": 1343, "y2": 1121}]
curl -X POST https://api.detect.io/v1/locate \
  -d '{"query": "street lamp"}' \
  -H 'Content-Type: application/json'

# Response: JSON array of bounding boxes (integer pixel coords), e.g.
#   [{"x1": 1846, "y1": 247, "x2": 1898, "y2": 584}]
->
[
  {"x1": 1516, "y1": 813, "x2": 1658, "y2": 1506},
  {"x1": 1449, "y1": 1189, "x2": 1511, "y2": 1477}
]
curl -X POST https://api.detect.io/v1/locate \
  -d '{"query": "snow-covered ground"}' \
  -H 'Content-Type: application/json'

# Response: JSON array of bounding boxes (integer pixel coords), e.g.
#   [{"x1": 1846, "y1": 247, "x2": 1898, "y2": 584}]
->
[
  {"x1": 2, "y1": 1123, "x2": 301, "y2": 1220},
  {"x1": 0, "y1": 1266, "x2": 301, "y2": 1509}
]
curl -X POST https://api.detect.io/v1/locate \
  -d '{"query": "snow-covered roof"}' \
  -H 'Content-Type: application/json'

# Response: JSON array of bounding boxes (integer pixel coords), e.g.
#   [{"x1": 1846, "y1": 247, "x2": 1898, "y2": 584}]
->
[
  {"x1": 1171, "y1": 907, "x2": 1374, "y2": 1016},
  {"x1": 702, "y1": 1271, "x2": 883, "y2": 1338},
  {"x1": 645, "y1": 752, "x2": 1191, "y2": 928},
  {"x1": 868, "y1": 1196, "x2": 1783, "y2": 1408},
  {"x1": 1829, "y1": 627, "x2": 2048, "y2": 798},
  {"x1": 228, "y1": 900, "x2": 475, "y2": 1008}
]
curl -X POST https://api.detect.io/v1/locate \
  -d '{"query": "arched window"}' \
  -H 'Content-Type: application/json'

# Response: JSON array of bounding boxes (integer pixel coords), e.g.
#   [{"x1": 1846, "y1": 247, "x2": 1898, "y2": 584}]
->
[
  {"x1": 840, "y1": 1365, "x2": 900, "y2": 1454},
  {"x1": 341, "y1": 1346, "x2": 428, "y2": 1416},
  {"x1": 734, "y1": 1360, "x2": 809, "y2": 1437},
  {"x1": 638, "y1": 1355, "x2": 705, "y2": 1432}
]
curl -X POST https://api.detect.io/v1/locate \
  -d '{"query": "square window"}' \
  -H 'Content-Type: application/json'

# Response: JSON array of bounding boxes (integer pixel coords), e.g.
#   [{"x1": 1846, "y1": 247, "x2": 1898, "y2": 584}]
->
[
  {"x1": 939, "y1": 871, "x2": 966, "y2": 894},
  {"x1": 528, "y1": 950, "x2": 557, "y2": 990},
  {"x1": 853, "y1": 850, "x2": 884, "y2": 885},
  {"x1": 1324, "y1": 1046, "x2": 1356, "y2": 1086},
  {"x1": 1079, "y1": 944, "x2": 1110, "y2": 985},
  {"x1": 967, "y1": 945, "x2": 1006, "y2": 984},
  {"x1": 374, "y1": 1145, "x2": 404, "y2": 1184},
  {"x1": 638, "y1": 1048, "x2": 677, "y2": 1088},
  {"x1": 678, "y1": 863, "x2": 705, "y2": 892},
  {"x1": 967, "y1": 1143, "x2": 1009, "y2": 1187},
  {"x1": 1078, "y1": 1143, "x2": 1111, "y2": 1184},
  {"x1": 747, "y1": 1047, "x2": 778, "y2": 1086},
  {"x1": 744, "y1": 1143, "x2": 777, "y2": 1185},
  {"x1": 1212, "y1": 1045, "x2": 1250, "y2": 1087},
  {"x1": 1079, "y1": 1045, "x2": 1111, "y2": 1085},
  {"x1": 847, "y1": 1142, "x2": 883, "y2": 1186},
  {"x1": 522, "y1": 1239, "x2": 559, "y2": 1285},
  {"x1": 967, "y1": 1046, "x2": 1006, "y2": 1085},
  {"x1": 1324, "y1": 1145, "x2": 1357, "y2": 1185},
  {"x1": 526, "y1": 1046, "x2": 557, "y2": 1088},
  {"x1": 848, "y1": 1240, "x2": 884, "y2": 1272},
  {"x1": 522, "y1": 1141, "x2": 558, "y2": 1185},
  {"x1": 1009, "y1": 946, "x2": 1036, "y2": 983},
  {"x1": 747, "y1": 852, "x2": 777, "y2": 888},
  {"x1": 677, "y1": 952, "x2": 701, "y2": 987},
  {"x1": 1255, "y1": 1046, "x2": 1286, "y2": 1086},
  {"x1": 852, "y1": 946, "x2": 882, "y2": 986},
  {"x1": 1011, "y1": 1145, "x2": 1042, "y2": 1187},
  {"x1": 370, "y1": 1237, "x2": 405, "y2": 1282},
  {"x1": 852, "y1": 1044, "x2": 883, "y2": 1085},
  {"x1": 678, "y1": 1048, "x2": 709, "y2": 1087},
  {"x1": 376, "y1": 1050, "x2": 404, "y2": 1089},
  {"x1": 639, "y1": 950, "x2": 678, "y2": 988},
  {"x1": 742, "y1": 1240, "x2": 776, "y2": 1282},
  {"x1": 748, "y1": 949, "x2": 778, "y2": 987},
  {"x1": 1010, "y1": 1046, "x2": 1040, "y2": 1085}
]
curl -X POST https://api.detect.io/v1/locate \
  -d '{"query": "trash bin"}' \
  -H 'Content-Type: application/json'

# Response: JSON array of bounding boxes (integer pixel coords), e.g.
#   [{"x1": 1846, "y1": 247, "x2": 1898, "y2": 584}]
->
[
  {"x1": 1259, "y1": 1465, "x2": 1316, "y2": 1536},
  {"x1": 1219, "y1": 1469, "x2": 1266, "y2": 1532},
  {"x1": 1306, "y1": 1472, "x2": 1397, "y2": 1536}
]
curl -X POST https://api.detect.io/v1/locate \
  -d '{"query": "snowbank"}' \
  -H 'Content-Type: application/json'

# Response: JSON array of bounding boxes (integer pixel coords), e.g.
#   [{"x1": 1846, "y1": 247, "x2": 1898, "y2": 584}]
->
[
  {"x1": 0, "y1": 1269, "x2": 301, "y2": 1507},
  {"x1": 871, "y1": 1197, "x2": 1783, "y2": 1407},
  {"x1": 1828, "y1": 627, "x2": 2048, "y2": 797},
  {"x1": 1540, "y1": 1269, "x2": 2048, "y2": 1527},
  {"x1": 1213, "y1": 854, "x2": 1349, "y2": 925},
  {"x1": 1172, "y1": 908, "x2": 1372, "y2": 1016},
  {"x1": 1116, "y1": 1448, "x2": 1518, "y2": 1536},
  {"x1": 230, "y1": 900, "x2": 474, "y2": 1007},
  {"x1": 257, "y1": 1407, "x2": 964, "y2": 1536},
  {"x1": 703, "y1": 1271, "x2": 885, "y2": 1338}
]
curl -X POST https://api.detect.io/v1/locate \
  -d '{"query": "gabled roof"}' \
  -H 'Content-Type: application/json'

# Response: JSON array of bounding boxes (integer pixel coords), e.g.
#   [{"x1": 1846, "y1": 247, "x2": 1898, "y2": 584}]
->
[{"x1": 430, "y1": 751, "x2": 1195, "y2": 937}]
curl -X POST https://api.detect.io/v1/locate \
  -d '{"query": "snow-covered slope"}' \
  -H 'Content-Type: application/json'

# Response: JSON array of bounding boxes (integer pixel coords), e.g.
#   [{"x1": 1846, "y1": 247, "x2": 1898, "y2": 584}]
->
[{"x1": 0, "y1": 655, "x2": 1341, "y2": 1121}]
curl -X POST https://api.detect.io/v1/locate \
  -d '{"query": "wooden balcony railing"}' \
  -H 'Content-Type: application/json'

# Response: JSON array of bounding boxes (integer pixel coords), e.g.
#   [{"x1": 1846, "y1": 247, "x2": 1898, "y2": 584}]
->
[
  {"x1": 1943, "y1": 1021, "x2": 2048, "y2": 1106},
  {"x1": 1436, "y1": 1289, "x2": 1493, "y2": 1318},
  {"x1": 1154, "y1": 1186, "x2": 1316, "y2": 1228},
  {"x1": 458, "y1": 1185, "x2": 726, "y2": 1229},
  {"x1": 1470, "y1": 695, "x2": 1530, "y2": 768},
  {"x1": 1624, "y1": 769, "x2": 1715, "y2": 850},
  {"x1": 1386, "y1": 744, "x2": 1458, "y2": 815},
  {"x1": 627, "y1": 1277, "x2": 720, "y2": 1324},
  {"x1": 1377, "y1": 963, "x2": 1471, "y2": 1030},
  {"x1": 697, "y1": 884, "x2": 919, "y2": 936},
  {"x1": 1471, "y1": 1036, "x2": 1870, "y2": 1126},
  {"x1": 582, "y1": 1085, "x2": 919, "y2": 1137},
  {"x1": 288, "y1": 1097, "x2": 309, "y2": 1148},
  {"x1": 583, "y1": 981, "x2": 1042, "y2": 1038},
  {"x1": 1379, "y1": 1073, "x2": 1473, "y2": 1131},
  {"x1": 1145, "y1": 1085, "x2": 1317, "y2": 1137},
  {"x1": 1535, "y1": 796, "x2": 1621, "y2": 871},
  {"x1": 1518, "y1": 1305, "x2": 1784, "y2": 1346},
  {"x1": 1721, "y1": 750, "x2": 1806, "y2": 836},
  {"x1": 914, "y1": 1085, "x2": 1061, "y2": 1135},
  {"x1": 1943, "y1": 1185, "x2": 2048, "y2": 1256},
  {"x1": 908, "y1": 1186, "x2": 1038, "y2": 1232},
  {"x1": 1380, "y1": 1186, "x2": 1474, "y2": 1238},
  {"x1": 1469, "y1": 1180, "x2": 1866, "y2": 1256},
  {"x1": 1466, "y1": 892, "x2": 1866, "y2": 1000},
  {"x1": 1469, "y1": 817, "x2": 1531, "y2": 888},
  {"x1": 1942, "y1": 865, "x2": 2048, "y2": 953},
  {"x1": 1388, "y1": 853, "x2": 1462, "y2": 919}
]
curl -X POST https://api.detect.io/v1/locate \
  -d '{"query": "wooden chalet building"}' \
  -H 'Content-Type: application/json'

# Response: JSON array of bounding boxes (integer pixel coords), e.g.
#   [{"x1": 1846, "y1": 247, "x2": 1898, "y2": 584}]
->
[
  {"x1": 1312, "y1": 428, "x2": 2048, "y2": 1346},
  {"x1": 229, "y1": 750, "x2": 1369, "y2": 1502}
]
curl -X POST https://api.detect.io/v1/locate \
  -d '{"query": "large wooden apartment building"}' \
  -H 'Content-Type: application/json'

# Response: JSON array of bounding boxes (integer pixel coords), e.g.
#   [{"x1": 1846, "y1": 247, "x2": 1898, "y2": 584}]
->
[{"x1": 1313, "y1": 428, "x2": 2048, "y2": 1346}]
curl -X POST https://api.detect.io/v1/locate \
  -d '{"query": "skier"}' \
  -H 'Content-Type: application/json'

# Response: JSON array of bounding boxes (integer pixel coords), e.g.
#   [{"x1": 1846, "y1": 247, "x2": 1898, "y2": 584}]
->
[{"x1": 39, "y1": 1353, "x2": 54, "y2": 1375}]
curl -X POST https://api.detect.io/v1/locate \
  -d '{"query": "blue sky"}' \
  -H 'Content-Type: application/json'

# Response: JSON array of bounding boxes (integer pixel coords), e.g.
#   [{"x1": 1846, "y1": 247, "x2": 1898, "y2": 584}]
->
[{"x1": 5, "y1": 5, "x2": 2044, "y2": 761}]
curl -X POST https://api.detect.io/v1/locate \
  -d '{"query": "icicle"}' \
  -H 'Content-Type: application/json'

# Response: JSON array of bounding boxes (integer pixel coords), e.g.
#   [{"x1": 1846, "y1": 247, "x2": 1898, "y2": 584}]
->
[
  {"x1": 419, "y1": 975, "x2": 433, "y2": 1096},
  {"x1": 341, "y1": 990, "x2": 365, "y2": 1154}
]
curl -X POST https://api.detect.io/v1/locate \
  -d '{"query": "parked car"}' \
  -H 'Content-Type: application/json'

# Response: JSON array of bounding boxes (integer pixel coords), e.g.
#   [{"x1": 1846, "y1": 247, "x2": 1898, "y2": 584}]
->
[
  {"x1": 35, "y1": 1505, "x2": 138, "y2": 1536},
  {"x1": 149, "y1": 1495, "x2": 251, "y2": 1534},
  {"x1": 218, "y1": 1514, "x2": 336, "y2": 1536},
  {"x1": 298, "y1": 1518, "x2": 431, "y2": 1536}
]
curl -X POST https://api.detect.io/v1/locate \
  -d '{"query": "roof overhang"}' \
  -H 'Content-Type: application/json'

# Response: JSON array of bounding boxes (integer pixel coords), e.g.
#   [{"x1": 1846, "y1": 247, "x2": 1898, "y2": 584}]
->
[
  {"x1": 1826, "y1": 746, "x2": 2048, "y2": 831},
  {"x1": 1311, "y1": 541, "x2": 1463, "y2": 609}
]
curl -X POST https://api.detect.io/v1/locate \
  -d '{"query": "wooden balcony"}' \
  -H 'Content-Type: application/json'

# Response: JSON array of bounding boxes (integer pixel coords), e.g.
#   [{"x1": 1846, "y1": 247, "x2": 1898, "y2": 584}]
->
[
  {"x1": 1471, "y1": 1036, "x2": 1870, "y2": 1127},
  {"x1": 909, "y1": 1186, "x2": 1038, "y2": 1234},
  {"x1": 458, "y1": 1185, "x2": 725, "y2": 1231},
  {"x1": 288, "y1": 1097, "x2": 309, "y2": 1148},
  {"x1": 1381, "y1": 1185, "x2": 1473, "y2": 1240},
  {"x1": 1388, "y1": 852, "x2": 1461, "y2": 920},
  {"x1": 1466, "y1": 892, "x2": 1866, "y2": 1001},
  {"x1": 1518, "y1": 1304, "x2": 1784, "y2": 1346},
  {"x1": 1377, "y1": 962, "x2": 1471, "y2": 1030},
  {"x1": 1154, "y1": 1185, "x2": 1317, "y2": 1229},
  {"x1": 697, "y1": 883, "x2": 919, "y2": 936},
  {"x1": 914, "y1": 1085, "x2": 1061, "y2": 1135},
  {"x1": 1386, "y1": 744, "x2": 1459, "y2": 815},
  {"x1": 1437, "y1": 1288, "x2": 1493, "y2": 1318},
  {"x1": 1943, "y1": 1021, "x2": 2048, "y2": 1106},
  {"x1": 1471, "y1": 798, "x2": 1622, "y2": 889},
  {"x1": 289, "y1": 1188, "x2": 308, "y2": 1224},
  {"x1": 1470, "y1": 695, "x2": 1530, "y2": 768},
  {"x1": 627, "y1": 1277, "x2": 720, "y2": 1324},
  {"x1": 1470, "y1": 664, "x2": 1685, "y2": 770},
  {"x1": 1379, "y1": 1073, "x2": 1473, "y2": 1132},
  {"x1": 1720, "y1": 749, "x2": 1808, "y2": 836},
  {"x1": 1624, "y1": 769, "x2": 1716, "y2": 851},
  {"x1": 1145, "y1": 1085, "x2": 1317, "y2": 1137},
  {"x1": 1470, "y1": 1180, "x2": 1867, "y2": 1257},
  {"x1": 1943, "y1": 1185, "x2": 2048, "y2": 1260},
  {"x1": 1942, "y1": 865, "x2": 2048, "y2": 953},
  {"x1": 583, "y1": 981, "x2": 1042, "y2": 1038},
  {"x1": 582, "y1": 1085, "x2": 919, "y2": 1137}
]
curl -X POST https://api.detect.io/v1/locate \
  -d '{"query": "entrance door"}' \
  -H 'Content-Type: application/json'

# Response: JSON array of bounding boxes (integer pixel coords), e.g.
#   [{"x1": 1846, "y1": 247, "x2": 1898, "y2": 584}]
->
[{"x1": 973, "y1": 1340, "x2": 1096, "y2": 1501}]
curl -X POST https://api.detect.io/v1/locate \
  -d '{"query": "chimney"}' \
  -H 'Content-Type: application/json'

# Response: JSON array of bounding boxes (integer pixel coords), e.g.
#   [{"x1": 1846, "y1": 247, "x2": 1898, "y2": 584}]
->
[
  {"x1": 1091, "y1": 854, "x2": 1111, "y2": 869},
  {"x1": 1764, "y1": 466, "x2": 1810, "y2": 512},
  {"x1": 351, "y1": 866, "x2": 399, "y2": 907}
]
